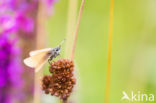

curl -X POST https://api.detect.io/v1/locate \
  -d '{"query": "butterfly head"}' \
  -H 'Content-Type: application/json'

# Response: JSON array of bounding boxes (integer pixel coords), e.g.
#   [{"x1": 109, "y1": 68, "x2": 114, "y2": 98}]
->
[
  {"x1": 52, "y1": 46, "x2": 61, "y2": 57},
  {"x1": 50, "y1": 39, "x2": 65, "y2": 58}
]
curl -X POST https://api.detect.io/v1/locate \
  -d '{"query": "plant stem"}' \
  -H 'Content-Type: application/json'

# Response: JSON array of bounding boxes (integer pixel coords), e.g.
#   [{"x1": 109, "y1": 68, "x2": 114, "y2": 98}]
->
[
  {"x1": 63, "y1": 99, "x2": 67, "y2": 103},
  {"x1": 65, "y1": 0, "x2": 78, "y2": 59},
  {"x1": 70, "y1": 0, "x2": 85, "y2": 60},
  {"x1": 105, "y1": 0, "x2": 114, "y2": 103}
]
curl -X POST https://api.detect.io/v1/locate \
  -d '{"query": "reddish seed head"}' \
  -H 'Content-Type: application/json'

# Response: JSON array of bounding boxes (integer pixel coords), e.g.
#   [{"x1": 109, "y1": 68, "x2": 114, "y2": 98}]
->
[{"x1": 41, "y1": 59, "x2": 76, "y2": 100}]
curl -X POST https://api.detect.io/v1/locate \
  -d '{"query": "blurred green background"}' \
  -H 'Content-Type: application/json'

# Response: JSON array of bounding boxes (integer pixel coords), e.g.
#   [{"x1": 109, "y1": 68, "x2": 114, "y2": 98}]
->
[{"x1": 43, "y1": 0, "x2": 156, "y2": 103}]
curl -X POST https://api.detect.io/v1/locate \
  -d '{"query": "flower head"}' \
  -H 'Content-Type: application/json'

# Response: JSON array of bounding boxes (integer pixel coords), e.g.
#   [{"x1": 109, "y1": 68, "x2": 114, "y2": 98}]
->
[{"x1": 42, "y1": 59, "x2": 76, "y2": 100}]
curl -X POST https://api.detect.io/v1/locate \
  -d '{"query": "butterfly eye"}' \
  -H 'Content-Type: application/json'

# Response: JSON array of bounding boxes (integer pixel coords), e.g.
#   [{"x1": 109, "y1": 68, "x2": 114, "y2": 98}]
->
[{"x1": 56, "y1": 48, "x2": 60, "y2": 51}]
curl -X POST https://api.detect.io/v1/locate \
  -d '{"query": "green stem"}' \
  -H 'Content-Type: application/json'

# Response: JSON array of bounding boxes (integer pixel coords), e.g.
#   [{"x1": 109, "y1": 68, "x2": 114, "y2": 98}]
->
[{"x1": 65, "y1": 0, "x2": 78, "y2": 59}]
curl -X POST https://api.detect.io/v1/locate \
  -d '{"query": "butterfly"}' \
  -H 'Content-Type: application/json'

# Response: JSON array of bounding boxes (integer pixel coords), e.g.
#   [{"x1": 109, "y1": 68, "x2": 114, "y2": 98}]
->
[{"x1": 23, "y1": 40, "x2": 65, "y2": 73}]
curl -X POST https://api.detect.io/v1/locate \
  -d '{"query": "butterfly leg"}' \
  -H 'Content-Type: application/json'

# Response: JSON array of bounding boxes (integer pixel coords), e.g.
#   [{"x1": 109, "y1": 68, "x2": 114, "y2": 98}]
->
[
  {"x1": 48, "y1": 56, "x2": 54, "y2": 64},
  {"x1": 48, "y1": 58, "x2": 52, "y2": 64}
]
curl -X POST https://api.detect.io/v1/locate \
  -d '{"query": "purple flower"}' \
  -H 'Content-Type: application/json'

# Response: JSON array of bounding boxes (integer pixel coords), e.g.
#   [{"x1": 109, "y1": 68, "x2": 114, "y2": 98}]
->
[
  {"x1": 0, "y1": 0, "x2": 28, "y2": 11},
  {"x1": 0, "y1": 33, "x2": 23, "y2": 102},
  {"x1": 0, "y1": 0, "x2": 57, "y2": 35},
  {"x1": 0, "y1": 0, "x2": 35, "y2": 35},
  {"x1": 15, "y1": 13, "x2": 34, "y2": 33},
  {"x1": 0, "y1": 14, "x2": 34, "y2": 36},
  {"x1": 0, "y1": 15, "x2": 17, "y2": 34},
  {"x1": 0, "y1": 0, "x2": 58, "y2": 102}
]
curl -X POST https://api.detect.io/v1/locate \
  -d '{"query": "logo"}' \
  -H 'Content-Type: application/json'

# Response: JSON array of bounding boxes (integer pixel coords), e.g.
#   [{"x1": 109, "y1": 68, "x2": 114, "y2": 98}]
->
[{"x1": 121, "y1": 91, "x2": 154, "y2": 102}]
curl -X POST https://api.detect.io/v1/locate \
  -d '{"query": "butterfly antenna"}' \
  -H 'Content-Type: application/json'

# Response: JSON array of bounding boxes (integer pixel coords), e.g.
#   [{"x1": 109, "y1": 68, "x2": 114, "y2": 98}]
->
[{"x1": 58, "y1": 39, "x2": 66, "y2": 48}]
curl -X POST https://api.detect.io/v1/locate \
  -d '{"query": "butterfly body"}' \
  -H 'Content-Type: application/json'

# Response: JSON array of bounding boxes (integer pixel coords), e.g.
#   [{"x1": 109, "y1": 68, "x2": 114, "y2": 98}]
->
[{"x1": 48, "y1": 47, "x2": 60, "y2": 64}]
